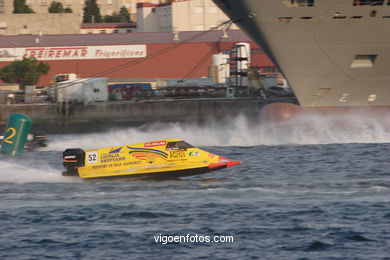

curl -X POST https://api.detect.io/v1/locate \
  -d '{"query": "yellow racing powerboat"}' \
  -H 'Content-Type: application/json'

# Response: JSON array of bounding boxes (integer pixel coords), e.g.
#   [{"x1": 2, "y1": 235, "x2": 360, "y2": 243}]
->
[{"x1": 62, "y1": 138, "x2": 240, "y2": 179}]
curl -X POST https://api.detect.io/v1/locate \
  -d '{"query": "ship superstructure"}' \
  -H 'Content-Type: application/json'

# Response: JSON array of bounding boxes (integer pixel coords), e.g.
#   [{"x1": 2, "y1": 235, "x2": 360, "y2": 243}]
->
[{"x1": 213, "y1": 0, "x2": 390, "y2": 107}]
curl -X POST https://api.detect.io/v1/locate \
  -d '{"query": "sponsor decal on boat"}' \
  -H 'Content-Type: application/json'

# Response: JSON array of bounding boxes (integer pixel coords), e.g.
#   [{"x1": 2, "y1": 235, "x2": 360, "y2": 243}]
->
[
  {"x1": 169, "y1": 151, "x2": 186, "y2": 159},
  {"x1": 109, "y1": 146, "x2": 122, "y2": 153},
  {"x1": 144, "y1": 141, "x2": 167, "y2": 148},
  {"x1": 100, "y1": 153, "x2": 126, "y2": 163},
  {"x1": 128, "y1": 146, "x2": 168, "y2": 161},
  {"x1": 189, "y1": 151, "x2": 200, "y2": 157}
]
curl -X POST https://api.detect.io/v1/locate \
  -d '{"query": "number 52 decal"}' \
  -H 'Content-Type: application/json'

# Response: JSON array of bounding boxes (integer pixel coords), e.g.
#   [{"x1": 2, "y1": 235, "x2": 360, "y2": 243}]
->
[{"x1": 87, "y1": 151, "x2": 98, "y2": 164}]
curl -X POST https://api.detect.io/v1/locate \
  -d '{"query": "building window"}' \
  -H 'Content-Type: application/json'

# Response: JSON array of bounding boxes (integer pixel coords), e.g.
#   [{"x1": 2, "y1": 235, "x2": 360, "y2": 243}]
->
[
  {"x1": 353, "y1": 0, "x2": 384, "y2": 5},
  {"x1": 100, "y1": 30, "x2": 106, "y2": 34},
  {"x1": 333, "y1": 12, "x2": 347, "y2": 19},
  {"x1": 277, "y1": 16, "x2": 293, "y2": 22},
  {"x1": 351, "y1": 54, "x2": 377, "y2": 68},
  {"x1": 113, "y1": 29, "x2": 119, "y2": 33},
  {"x1": 283, "y1": 0, "x2": 314, "y2": 7}
]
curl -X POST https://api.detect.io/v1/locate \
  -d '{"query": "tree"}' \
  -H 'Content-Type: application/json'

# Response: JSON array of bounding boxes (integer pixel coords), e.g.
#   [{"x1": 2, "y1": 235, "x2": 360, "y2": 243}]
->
[
  {"x1": 103, "y1": 13, "x2": 122, "y2": 23},
  {"x1": 103, "y1": 7, "x2": 132, "y2": 23},
  {"x1": 48, "y1": 1, "x2": 73, "y2": 13},
  {"x1": 48, "y1": 1, "x2": 64, "y2": 13},
  {"x1": 0, "y1": 57, "x2": 50, "y2": 90},
  {"x1": 13, "y1": 0, "x2": 34, "y2": 13},
  {"x1": 83, "y1": 0, "x2": 102, "y2": 23},
  {"x1": 119, "y1": 7, "x2": 131, "y2": 22}
]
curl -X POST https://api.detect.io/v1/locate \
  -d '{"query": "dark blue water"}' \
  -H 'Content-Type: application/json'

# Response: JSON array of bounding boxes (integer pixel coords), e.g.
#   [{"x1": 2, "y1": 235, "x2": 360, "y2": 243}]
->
[{"x1": 1, "y1": 117, "x2": 390, "y2": 259}]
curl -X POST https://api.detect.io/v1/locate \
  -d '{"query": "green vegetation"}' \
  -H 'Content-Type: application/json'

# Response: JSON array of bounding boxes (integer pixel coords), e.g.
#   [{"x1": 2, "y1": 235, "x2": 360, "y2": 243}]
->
[
  {"x1": 48, "y1": 1, "x2": 73, "y2": 13},
  {"x1": 83, "y1": 0, "x2": 102, "y2": 23},
  {"x1": 13, "y1": 0, "x2": 34, "y2": 13},
  {"x1": 103, "y1": 7, "x2": 132, "y2": 23},
  {"x1": 0, "y1": 58, "x2": 50, "y2": 90}
]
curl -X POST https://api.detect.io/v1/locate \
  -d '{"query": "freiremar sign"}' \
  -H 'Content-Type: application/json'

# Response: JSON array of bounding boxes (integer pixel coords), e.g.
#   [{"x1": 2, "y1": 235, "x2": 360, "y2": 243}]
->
[{"x1": 0, "y1": 45, "x2": 147, "y2": 61}]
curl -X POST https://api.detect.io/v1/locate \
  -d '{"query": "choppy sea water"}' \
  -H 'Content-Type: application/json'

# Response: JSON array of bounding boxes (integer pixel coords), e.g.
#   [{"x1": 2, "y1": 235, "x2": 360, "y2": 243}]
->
[{"x1": 1, "y1": 114, "x2": 390, "y2": 259}]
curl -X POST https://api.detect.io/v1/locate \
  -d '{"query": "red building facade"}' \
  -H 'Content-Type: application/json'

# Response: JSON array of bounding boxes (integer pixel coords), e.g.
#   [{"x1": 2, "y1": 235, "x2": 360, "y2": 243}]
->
[{"x1": 0, "y1": 30, "x2": 276, "y2": 86}]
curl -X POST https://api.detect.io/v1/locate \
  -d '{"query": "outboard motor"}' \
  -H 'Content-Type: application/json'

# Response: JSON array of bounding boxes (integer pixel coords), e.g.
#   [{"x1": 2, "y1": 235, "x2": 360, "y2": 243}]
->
[
  {"x1": 62, "y1": 148, "x2": 85, "y2": 176},
  {"x1": 33, "y1": 133, "x2": 47, "y2": 147}
]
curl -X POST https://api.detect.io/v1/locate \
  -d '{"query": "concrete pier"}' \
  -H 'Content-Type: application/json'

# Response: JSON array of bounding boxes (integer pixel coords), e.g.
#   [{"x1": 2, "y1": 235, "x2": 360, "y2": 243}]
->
[{"x1": 0, "y1": 98, "x2": 296, "y2": 133}]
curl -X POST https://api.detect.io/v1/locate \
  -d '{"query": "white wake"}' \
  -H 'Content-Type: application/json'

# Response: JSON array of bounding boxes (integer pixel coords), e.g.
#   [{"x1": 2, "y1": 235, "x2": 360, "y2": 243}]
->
[
  {"x1": 0, "y1": 159, "x2": 80, "y2": 184},
  {"x1": 45, "y1": 113, "x2": 390, "y2": 150},
  {"x1": 2, "y1": 112, "x2": 389, "y2": 183}
]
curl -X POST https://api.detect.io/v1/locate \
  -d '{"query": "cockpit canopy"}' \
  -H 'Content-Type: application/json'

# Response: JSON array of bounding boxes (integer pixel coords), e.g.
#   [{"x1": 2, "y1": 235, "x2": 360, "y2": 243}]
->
[{"x1": 166, "y1": 141, "x2": 194, "y2": 150}]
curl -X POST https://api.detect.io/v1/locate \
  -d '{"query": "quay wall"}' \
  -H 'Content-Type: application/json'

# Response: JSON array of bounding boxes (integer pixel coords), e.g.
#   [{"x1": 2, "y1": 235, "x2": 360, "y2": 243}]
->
[{"x1": 0, "y1": 99, "x2": 292, "y2": 133}]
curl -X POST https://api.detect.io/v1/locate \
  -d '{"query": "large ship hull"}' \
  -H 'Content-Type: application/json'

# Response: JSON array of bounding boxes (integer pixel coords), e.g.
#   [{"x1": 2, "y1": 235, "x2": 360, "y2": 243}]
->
[{"x1": 213, "y1": 0, "x2": 390, "y2": 108}]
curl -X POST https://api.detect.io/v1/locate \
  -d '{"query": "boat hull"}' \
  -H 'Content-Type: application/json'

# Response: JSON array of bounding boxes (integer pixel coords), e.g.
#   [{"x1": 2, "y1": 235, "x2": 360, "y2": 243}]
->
[
  {"x1": 63, "y1": 165, "x2": 229, "y2": 180},
  {"x1": 260, "y1": 102, "x2": 390, "y2": 122},
  {"x1": 62, "y1": 138, "x2": 240, "y2": 179},
  {"x1": 213, "y1": 0, "x2": 390, "y2": 107}
]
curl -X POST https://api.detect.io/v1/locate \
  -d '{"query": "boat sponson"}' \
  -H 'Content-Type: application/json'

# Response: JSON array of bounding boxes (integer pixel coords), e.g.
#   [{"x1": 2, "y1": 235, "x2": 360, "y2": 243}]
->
[{"x1": 79, "y1": 166, "x2": 228, "y2": 181}]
